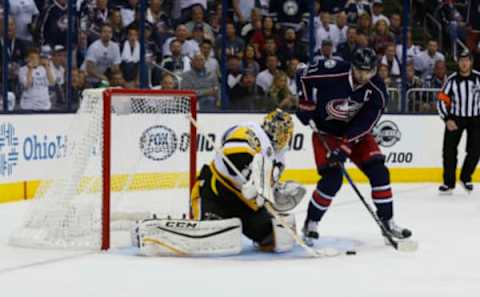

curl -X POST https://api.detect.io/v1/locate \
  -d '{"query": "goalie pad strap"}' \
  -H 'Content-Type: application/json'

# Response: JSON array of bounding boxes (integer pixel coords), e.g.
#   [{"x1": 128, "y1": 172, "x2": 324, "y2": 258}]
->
[{"x1": 132, "y1": 218, "x2": 242, "y2": 257}]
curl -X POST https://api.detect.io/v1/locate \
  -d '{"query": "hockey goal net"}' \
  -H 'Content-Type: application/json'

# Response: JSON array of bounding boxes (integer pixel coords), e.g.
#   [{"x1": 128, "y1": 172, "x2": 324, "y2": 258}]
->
[{"x1": 10, "y1": 88, "x2": 197, "y2": 250}]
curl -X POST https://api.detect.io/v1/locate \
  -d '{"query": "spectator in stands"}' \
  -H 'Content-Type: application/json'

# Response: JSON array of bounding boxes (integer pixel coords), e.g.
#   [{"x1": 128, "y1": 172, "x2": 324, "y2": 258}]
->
[
  {"x1": 346, "y1": 0, "x2": 371, "y2": 25},
  {"x1": 337, "y1": 27, "x2": 357, "y2": 62},
  {"x1": 110, "y1": 8, "x2": 125, "y2": 43},
  {"x1": 357, "y1": 12, "x2": 373, "y2": 36},
  {"x1": 109, "y1": 69, "x2": 129, "y2": 88},
  {"x1": 191, "y1": 24, "x2": 207, "y2": 47},
  {"x1": 40, "y1": 0, "x2": 68, "y2": 47},
  {"x1": 278, "y1": 28, "x2": 307, "y2": 63},
  {"x1": 185, "y1": 4, "x2": 214, "y2": 42},
  {"x1": 84, "y1": 0, "x2": 111, "y2": 44},
  {"x1": 18, "y1": 47, "x2": 55, "y2": 110},
  {"x1": 256, "y1": 55, "x2": 279, "y2": 93},
  {"x1": 49, "y1": 45, "x2": 66, "y2": 109},
  {"x1": 228, "y1": 70, "x2": 266, "y2": 111},
  {"x1": 378, "y1": 63, "x2": 399, "y2": 112},
  {"x1": 371, "y1": 0, "x2": 390, "y2": 26},
  {"x1": 370, "y1": 19, "x2": 395, "y2": 56},
  {"x1": 162, "y1": 24, "x2": 200, "y2": 58},
  {"x1": 413, "y1": 39, "x2": 445, "y2": 79},
  {"x1": 378, "y1": 63, "x2": 396, "y2": 88},
  {"x1": 200, "y1": 40, "x2": 219, "y2": 76},
  {"x1": 396, "y1": 30, "x2": 421, "y2": 62},
  {"x1": 286, "y1": 57, "x2": 301, "y2": 95},
  {"x1": 147, "y1": 0, "x2": 173, "y2": 40},
  {"x1": 0, "y1": 17, "x2": 32, "y2": 96},
  {"x1": 160, "y1": 39, "x2": 191, "y2": 77},
  {"x1": 262, "y1": 16, "x2": 278, "y2": 41},
  {"x1": 121, "y1": 27, "x2": 140, "y2": 82},
  {"x1": 71, "y1": 68, "x2": 86, "y2": 111},
  {"x1": 380, "y1": 43, "x2": 401, "y2": 79},
  {"x1": 315, "y1": 12, "x2": 340, "y2": 53},
  {"x1": 84, "y1": 24, "x2": 122, "y2": 85},
  {"x1": 9, "y1": 0, "x2": 39, "y2": 42},
  {"x1": 240, "y1": 7, "x2": 262, "y2": 39},
  {"x1": 315, "y1": 39, "x2": 343, "y2": 61},
  {"x1": 182, "y1": 52, "x2": 219, "y2": 111},
  {"x1": 215, "y1": 22, "x2": 245, "y2": 59},
  {"x1": 355, "y1": 31, "x2": 370, "y2": 48},
  {"x1": 389, "y1": 13, "x2": 402, "y2": 43},
  {"x1": 76, "y1": 31, "x2": 89, "y2": 69},
  {"x1": 439, "y1": 0, "x2": 467, "y2": 56},
  {"x1": 226, "y1": 55, "x2": 243, "y2": 92},
  {"x1": 121, "y1": 0, "x2": 138, "y2": 27},
  {"x1": 172, "y1": 0, "x2": 207, "y2": 24},
  {"x1": 400, "y1": 61, "x2": 424, "y2": 112},
  {"x1": 425, "y1": 60, "x2": 448, "y2": 89},
  {"x1": 232, "y1": 0, "x2": 256, "y2": 25},
  {"x1": 335, "y1": 11, "x2": 349, "y2": 45},
  {"x1": 159, "y1": 72, "x2": 177, "y2": 89},
  {"x1": 321, "y1": 0, "x2": 349, "y2": 14},
  {"x1": 242, "y1": 44, "x2": 260, "y2": 76},
  {"x1": 268, "y1": 71, "x2": 296, "y2": 111},
  {"x1": 261, "y1": 37, "x2": 280, "y2": 68}
]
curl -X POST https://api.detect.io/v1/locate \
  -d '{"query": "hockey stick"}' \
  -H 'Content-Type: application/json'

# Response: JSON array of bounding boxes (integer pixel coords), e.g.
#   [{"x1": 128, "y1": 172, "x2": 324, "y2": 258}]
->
[
  {"x1": 311, "y1": 122, "x2": 418, "y2": 252},
  {"x1": 188, "y1": 116, "x2": 338, "y2": 258}
]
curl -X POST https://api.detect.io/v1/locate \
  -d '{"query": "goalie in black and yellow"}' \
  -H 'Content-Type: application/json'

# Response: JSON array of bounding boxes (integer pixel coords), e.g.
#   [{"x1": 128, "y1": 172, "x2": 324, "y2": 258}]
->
[{"x1": 190, "y1": 109, "x2": 306, "y2": 252}]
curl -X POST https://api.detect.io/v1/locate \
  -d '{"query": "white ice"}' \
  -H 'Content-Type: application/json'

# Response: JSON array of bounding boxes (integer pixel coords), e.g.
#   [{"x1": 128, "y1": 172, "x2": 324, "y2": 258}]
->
[{"x1": 1, "y1": 183, "x2": 479, "y2": 297}]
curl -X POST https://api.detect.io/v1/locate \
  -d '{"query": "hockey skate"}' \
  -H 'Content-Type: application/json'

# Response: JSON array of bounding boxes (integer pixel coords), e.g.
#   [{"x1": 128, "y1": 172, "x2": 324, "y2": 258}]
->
[
  {"x1": 461, "y1": 181, "x2": 473, "y2": 194},
  {"x1": 381, "y1": 219, "x2": 412, "y2": 240},
  {"x1": 302, "y1": 220, "x2": 319, "y2": 247},
  {"x1": 438, "y1": 184, "x2": 454, "y2": 195}
]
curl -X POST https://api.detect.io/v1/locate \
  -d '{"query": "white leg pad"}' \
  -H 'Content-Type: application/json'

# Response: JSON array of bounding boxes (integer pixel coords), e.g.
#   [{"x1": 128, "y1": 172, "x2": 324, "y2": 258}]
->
[
  {"x1": 132, "y1": 218, "x2": 242, "y2": 257},
  {"x1": 272, "y1": 214, "x2": 296, "y2": 253}
]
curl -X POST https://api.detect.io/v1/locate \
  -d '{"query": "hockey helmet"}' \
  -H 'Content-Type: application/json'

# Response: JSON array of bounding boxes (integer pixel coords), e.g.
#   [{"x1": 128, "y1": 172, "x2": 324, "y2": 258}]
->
[
  {"x1": 262, "y1": 109, "x2": 294, "y2": 152},
  {"x1": 352, "y1": 48, "x2": 378, "y2": 71}
]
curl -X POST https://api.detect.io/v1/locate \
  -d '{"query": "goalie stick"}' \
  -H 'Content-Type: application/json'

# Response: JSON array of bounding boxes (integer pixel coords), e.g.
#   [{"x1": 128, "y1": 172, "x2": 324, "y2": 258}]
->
[
  {"x1": 311, "y1": 121, "x2": 418, "y2": 252},
  {"x1": 188, "y1": 115, "x2": 343, "y2": 258}
]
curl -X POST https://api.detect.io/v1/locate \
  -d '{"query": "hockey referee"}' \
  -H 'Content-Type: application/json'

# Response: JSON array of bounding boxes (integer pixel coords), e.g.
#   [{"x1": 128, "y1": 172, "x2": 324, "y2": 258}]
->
[{"x1": 437, "y1": 49, "x2": 480, "y2": 194}]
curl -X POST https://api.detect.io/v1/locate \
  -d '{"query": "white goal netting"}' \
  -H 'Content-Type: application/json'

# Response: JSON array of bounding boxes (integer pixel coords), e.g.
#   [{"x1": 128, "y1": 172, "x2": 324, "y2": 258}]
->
[{"x1": 10, "y1": 88, "x2": 196, "y2": 250}]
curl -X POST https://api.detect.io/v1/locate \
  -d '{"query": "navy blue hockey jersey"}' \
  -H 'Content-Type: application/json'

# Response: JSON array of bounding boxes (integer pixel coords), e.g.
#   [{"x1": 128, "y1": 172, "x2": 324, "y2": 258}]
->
[{"x1": 296, "y1": 59, "x2": 388, "y2": 143}]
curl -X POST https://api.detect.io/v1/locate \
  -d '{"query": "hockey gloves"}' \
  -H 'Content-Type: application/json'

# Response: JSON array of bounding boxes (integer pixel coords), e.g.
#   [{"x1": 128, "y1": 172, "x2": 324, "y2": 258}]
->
[{"x1": 327, "y1": 148, "x2": 348, "y2": 163}]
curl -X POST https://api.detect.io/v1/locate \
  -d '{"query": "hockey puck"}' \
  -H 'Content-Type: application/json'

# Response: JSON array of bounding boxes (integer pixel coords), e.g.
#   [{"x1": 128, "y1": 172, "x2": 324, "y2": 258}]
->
[{"x1": 346, "y1": 250, "x2": 357, "y2": 255}]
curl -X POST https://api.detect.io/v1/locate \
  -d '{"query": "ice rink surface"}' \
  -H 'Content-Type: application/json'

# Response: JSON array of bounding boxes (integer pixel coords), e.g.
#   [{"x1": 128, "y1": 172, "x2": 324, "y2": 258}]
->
[{"x1": 1, "y1": 183, "x2": 479, "y2": 297}]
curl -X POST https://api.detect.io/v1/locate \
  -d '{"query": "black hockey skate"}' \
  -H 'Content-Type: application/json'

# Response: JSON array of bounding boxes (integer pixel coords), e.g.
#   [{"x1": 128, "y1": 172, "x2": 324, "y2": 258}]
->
[
  {"x1": 461, "y1": 181, "x2": 473, "y2": 193},
  {"x1": 438, "y1": 184, "x2": 454, "y2": 195},
  {"x1": 302, "y1": 220, "x2": 319, "y2": 247},
  {"x1": 381, "y1": 219, "x2": 412, "y2": 240}
]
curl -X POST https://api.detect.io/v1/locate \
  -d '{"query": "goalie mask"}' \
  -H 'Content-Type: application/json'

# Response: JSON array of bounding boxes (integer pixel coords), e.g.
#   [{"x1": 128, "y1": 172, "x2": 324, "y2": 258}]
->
[{"x1": 262, "y1": 109, "x2": 294, "y2": 152}]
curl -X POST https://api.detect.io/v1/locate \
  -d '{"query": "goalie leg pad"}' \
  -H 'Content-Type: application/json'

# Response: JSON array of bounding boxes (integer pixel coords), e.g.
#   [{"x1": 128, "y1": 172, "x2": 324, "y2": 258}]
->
[
  {"x1": 132, "y1": 218, "x2": 242, "y2": 257},
  {"x1": 272, "y1": 214, "x2": 296, "y2": 253}
]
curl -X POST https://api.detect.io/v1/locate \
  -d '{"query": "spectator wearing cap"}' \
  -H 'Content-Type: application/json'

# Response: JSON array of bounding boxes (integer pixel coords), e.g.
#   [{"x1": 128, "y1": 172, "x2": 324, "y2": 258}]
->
[
  {"x1": 371, "y1": 0, "x2": 390, "y2": 26},
  {"x1": 9, "y1": 0, "x2": 39, "y2": 42},
  {"x1": 315, "y1": 12, "x2": 341, "y2": 53},
  {"x1": 215, "y1": 23, "x2": 245, "y2": 59},
  {"x1": 50, "y1": 45, "x2": 67, "y2": 109},
  {"x1": 256, "y1": 55, "x2": 280, "y2": 93},
  {"x1": 83, "y1": 24, "x2": 122, "y2": 85},
  {"x1": 160, "y1": 39, "x2": 191, "y2": 77},
  {"x1": 278, "y1": 28, "x2": 308, "y2": 63},
  {"x1": 380, "y1": 43, "x2": 401, "y2": 79},
  {"x1": 181, "y1": 52, "x2": 219, "y2": 111},
  {"x1": 185, "y1": 5, "x2": 214, "y2": 42},
  {"x1": 370, "y1": 19, "x2": 395, "y2": 56},
  {"x1": 345, "y1": 0, "x2": 372, "y2": 25},
  {"x1": 121, "y1": 0, "x2": 138, "y2": 27},
  {"x1": 200, "y1": 40, "x2": 219, "y2": 76},
  {"x1": 337, "y1": 27, "x2": 357, "y2": 62},
  {"x1": 413, "y1": 39, "x2": 445, "y2": 80},
  {"x1": 40, "y1": 0, "x2": 68, "y2": 47},
  {"x1": 121, "y1": 27, "x2": 141, "y2": 82},
  {"x1": 315, "y1": 39, "x2": 343, "y2": 62},
  {"x1": 242, "y1": 44, "x2": 260, "y2": 76},
  {"x1": 162, "y1": 24, "x2": 200, "y2": 58}
]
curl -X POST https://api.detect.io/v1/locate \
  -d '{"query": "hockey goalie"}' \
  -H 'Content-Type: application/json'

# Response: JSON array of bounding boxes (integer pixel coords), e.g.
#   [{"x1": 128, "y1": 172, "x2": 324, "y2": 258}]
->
[{"x1": 131, "y1": 109, "x2": 306, "y2": 256}]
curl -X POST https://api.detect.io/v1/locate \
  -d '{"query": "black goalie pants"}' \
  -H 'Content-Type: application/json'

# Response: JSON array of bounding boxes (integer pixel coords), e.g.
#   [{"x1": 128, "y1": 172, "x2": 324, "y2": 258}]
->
[{"x1": 191, "y1": 165, "x2": 273, "y2": 243}]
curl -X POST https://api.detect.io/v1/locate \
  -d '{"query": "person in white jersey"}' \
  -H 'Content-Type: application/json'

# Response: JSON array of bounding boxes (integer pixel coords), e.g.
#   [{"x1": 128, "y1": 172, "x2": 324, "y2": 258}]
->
[{"x1": 18, "y1": 48, "x2": 55, "y2": 110}]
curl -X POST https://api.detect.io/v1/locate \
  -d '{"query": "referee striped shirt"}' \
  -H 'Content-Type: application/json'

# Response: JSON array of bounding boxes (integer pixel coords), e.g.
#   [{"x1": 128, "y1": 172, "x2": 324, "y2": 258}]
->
[{"x1": 437, "y1": 70, "x2": 480, "y2": 120}]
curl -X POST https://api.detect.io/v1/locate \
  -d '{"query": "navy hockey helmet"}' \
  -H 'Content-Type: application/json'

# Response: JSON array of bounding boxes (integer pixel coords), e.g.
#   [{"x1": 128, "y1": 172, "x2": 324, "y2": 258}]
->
[{"x1": 352, "y1": 48, "x2": 378, "y2": 71}]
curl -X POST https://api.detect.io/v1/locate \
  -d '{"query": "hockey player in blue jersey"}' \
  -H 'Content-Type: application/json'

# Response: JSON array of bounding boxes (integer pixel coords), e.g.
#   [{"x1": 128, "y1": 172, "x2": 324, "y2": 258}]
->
[{"x1": 296, "y1": 48, "x2": 412, "y2": 246}]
